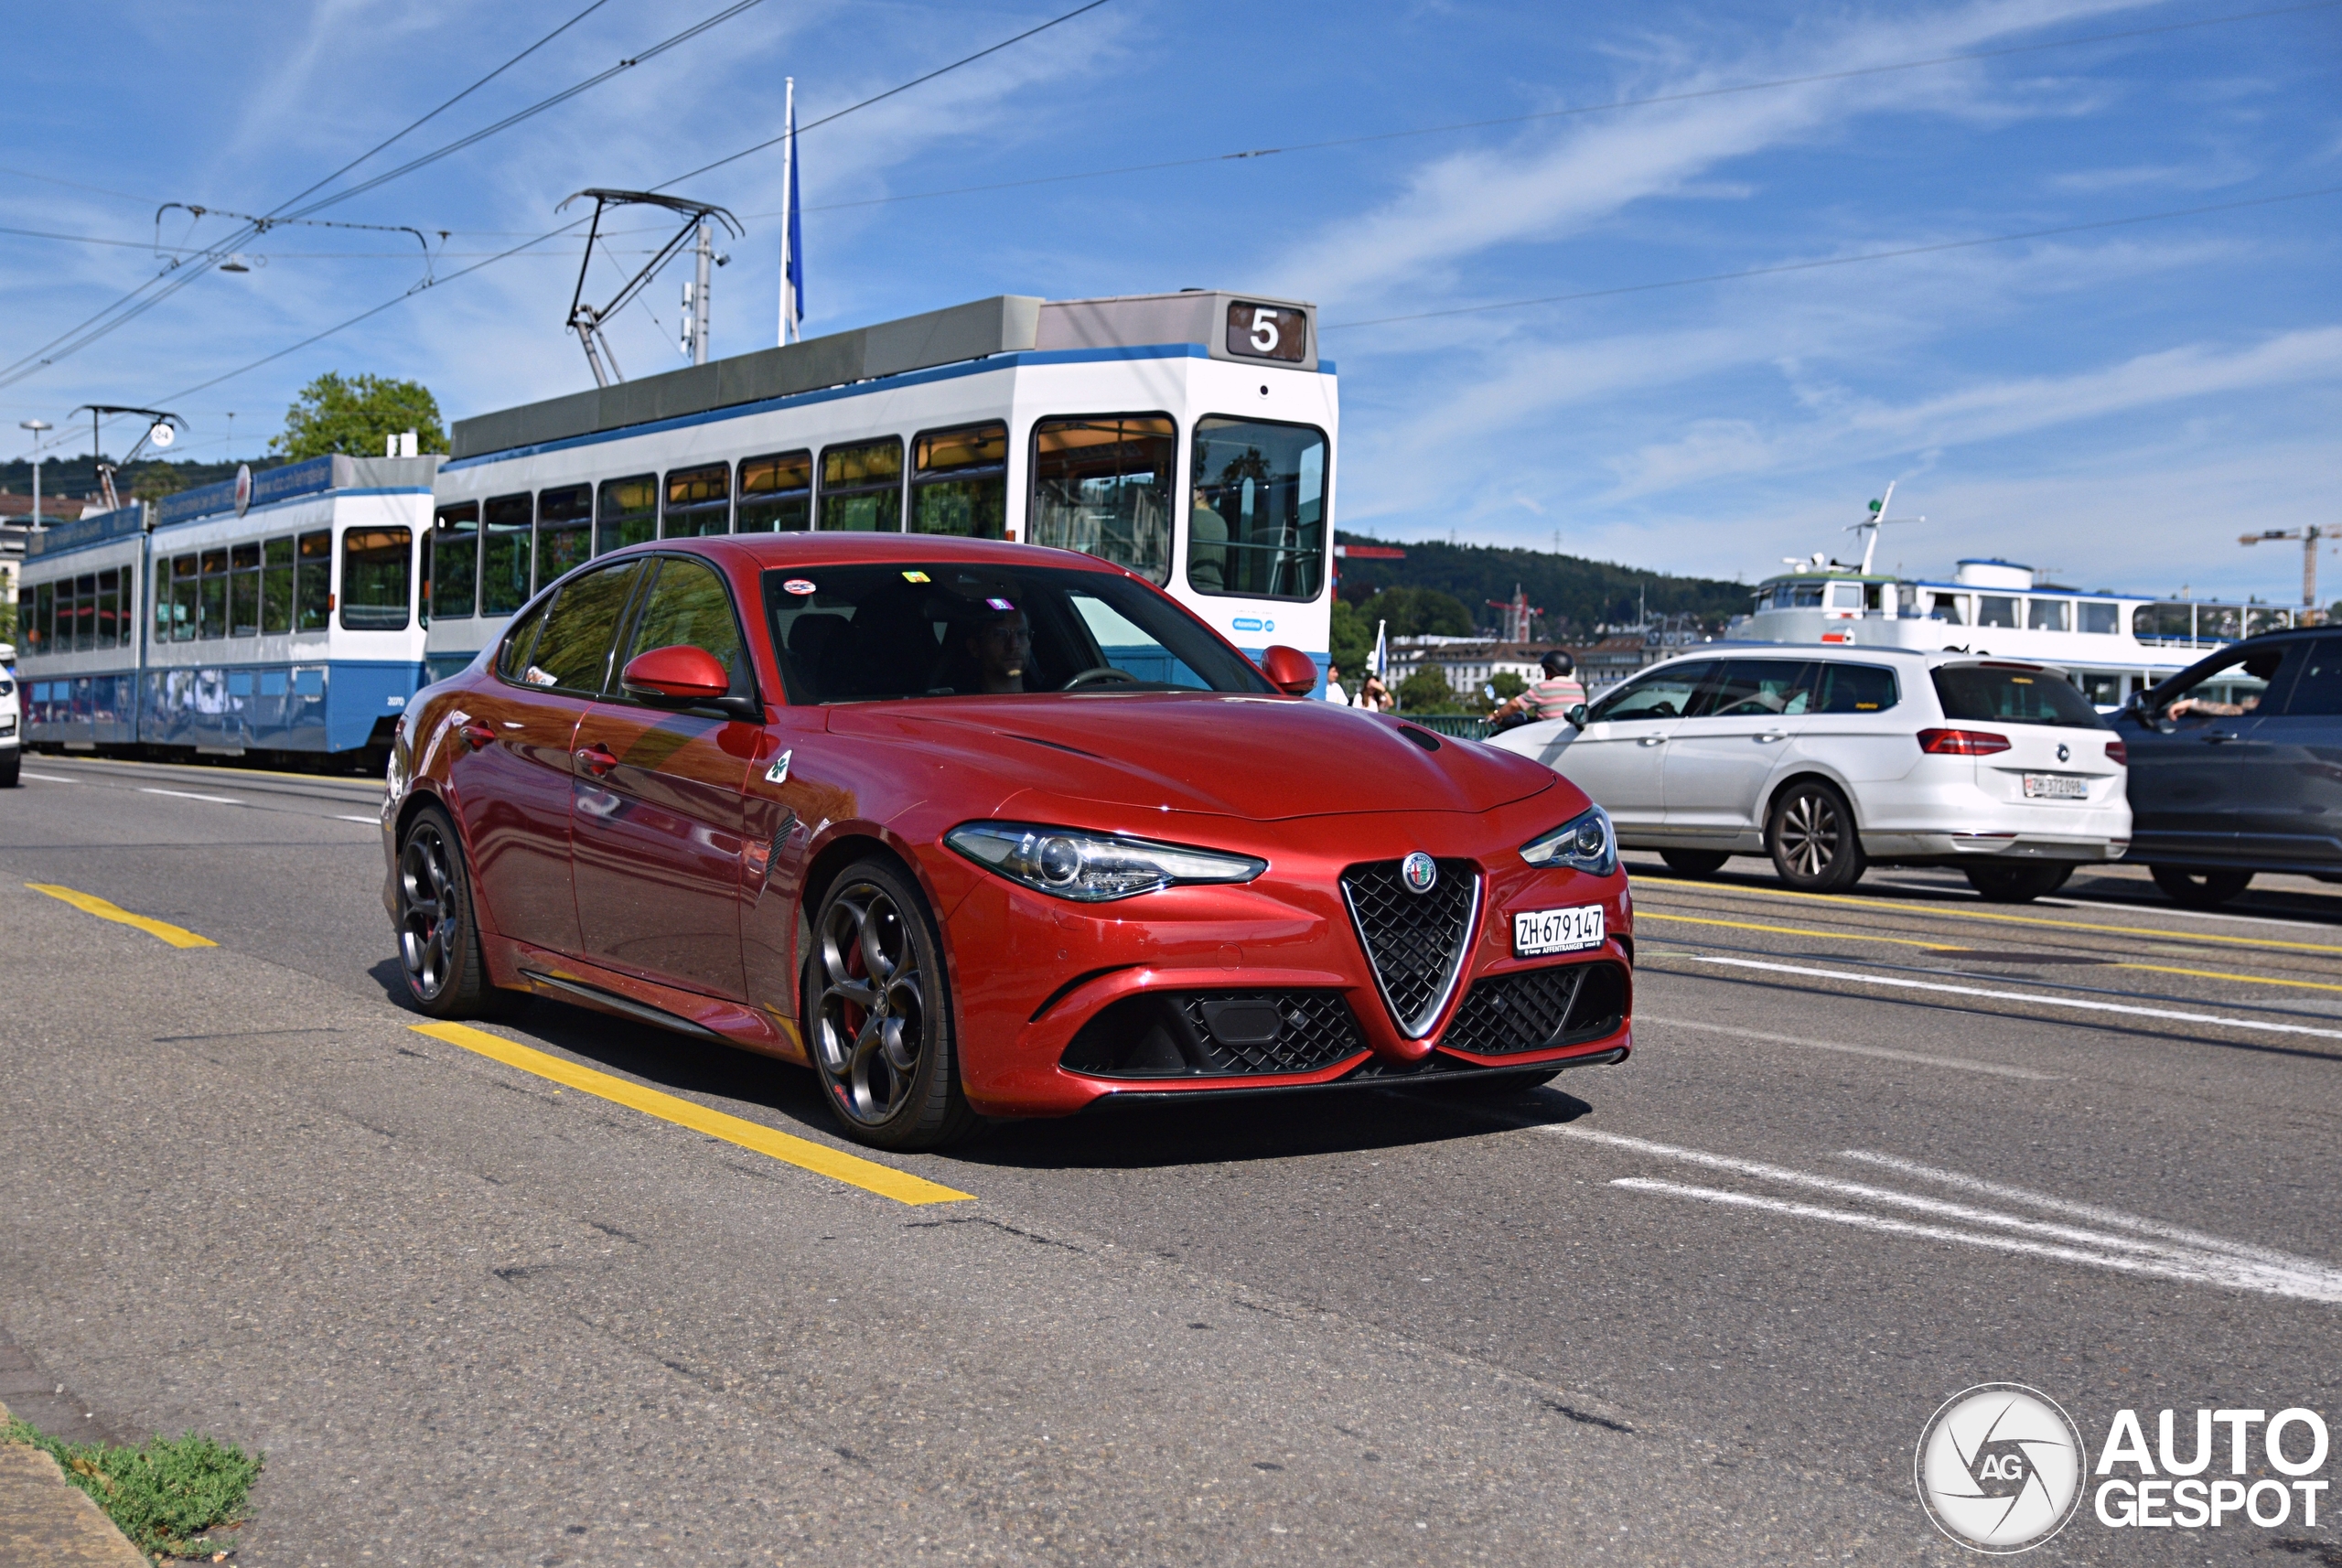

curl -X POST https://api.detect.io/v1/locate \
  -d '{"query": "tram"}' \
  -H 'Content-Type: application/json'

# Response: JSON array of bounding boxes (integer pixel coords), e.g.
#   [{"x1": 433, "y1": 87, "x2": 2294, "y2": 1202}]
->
[
  {"x1": 15, "y1": 454, "x2": 435, "y2": 768},
  {"x1": 425, "y1": 290, "x2": 1338, "y2": 687}
]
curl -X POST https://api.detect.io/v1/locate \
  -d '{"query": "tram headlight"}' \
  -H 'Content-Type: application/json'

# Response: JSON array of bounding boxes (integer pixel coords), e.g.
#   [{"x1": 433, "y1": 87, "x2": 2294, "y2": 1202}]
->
[{"x1": 946, "y1": 822, "x2": 1265, "y2": 902}]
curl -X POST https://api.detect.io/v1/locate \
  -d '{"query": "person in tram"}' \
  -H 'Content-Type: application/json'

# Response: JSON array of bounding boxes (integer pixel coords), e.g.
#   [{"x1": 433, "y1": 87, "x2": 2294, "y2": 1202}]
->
[{"x1": 1188, "y1": 486, "x2": 1230, "y2": 593}]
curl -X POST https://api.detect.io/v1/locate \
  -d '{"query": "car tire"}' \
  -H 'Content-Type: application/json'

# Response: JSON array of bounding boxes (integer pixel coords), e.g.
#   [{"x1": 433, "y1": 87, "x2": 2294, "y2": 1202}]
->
[
  {"x1": 1659, "y1": 849, "x2": 1729, "y2": 877},
  {"x1": 806, "y1": 857, "x2": 979, "y2": 1151},
  {"x1": 394, "y1": 803, "x2": 500, "y2": 1017},
  {"x1": 1767, "y1": 780, "x2": 1866, "y2": 892},
  {"x1": 2150, "y1": 865, "x2": 2253, "y2": 908},
  {"x1": 0, "y1": 750, "x2": 18, "y2": 789},
  {"x1": 1962, "y1": 862, "x2": 2074, "y2": 903}
]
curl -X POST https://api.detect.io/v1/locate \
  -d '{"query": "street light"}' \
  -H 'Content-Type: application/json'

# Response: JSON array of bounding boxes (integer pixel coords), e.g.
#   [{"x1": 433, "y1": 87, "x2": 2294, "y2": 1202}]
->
[{"x1": 18, "y1": 419, "x2": 50, "y2": 530}]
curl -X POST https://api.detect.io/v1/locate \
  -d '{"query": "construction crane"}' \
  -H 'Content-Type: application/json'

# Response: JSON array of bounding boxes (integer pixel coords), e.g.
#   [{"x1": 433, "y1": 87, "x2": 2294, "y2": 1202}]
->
[
  {"x1": 1487, "y1": 584, "x2": 1543, "y2": 643},
  {"x1": 2239, "y1": 525, "x2": 2328, "y2": 614}
]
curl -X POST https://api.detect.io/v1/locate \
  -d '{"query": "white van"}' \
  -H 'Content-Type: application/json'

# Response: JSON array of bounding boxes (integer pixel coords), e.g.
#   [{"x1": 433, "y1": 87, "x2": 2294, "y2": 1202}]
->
[
  {"x1": 0, "y1": 639, "x2": 18, "y2": 788},
  {"x1": 1487, "y1": 644, "x2": 2130, "y2": 900}
]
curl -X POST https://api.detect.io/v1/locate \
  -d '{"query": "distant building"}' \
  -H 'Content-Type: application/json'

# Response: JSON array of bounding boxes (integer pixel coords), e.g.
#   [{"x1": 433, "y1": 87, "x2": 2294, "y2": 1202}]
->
[{"x1": 0, "y1": 492, "x2": 103, "y2": 526}]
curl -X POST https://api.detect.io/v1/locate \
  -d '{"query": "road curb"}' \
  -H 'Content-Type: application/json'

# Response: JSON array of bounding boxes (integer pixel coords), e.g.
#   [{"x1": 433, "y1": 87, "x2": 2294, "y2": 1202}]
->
[{"x1": 0, "y1": 1399, "x2": 149, "y2": 1568}]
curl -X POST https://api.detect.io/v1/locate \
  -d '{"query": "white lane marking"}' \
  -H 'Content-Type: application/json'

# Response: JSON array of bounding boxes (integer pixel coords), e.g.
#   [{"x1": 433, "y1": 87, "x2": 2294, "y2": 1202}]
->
[
  {"x1": 1660, "y1": 952, "x2": 2342, "y2": 1042},
  {"x1": 1835, "y1": 1151, "x2": 2314, "y2": 1271},
  {"x1": 138, "y1": 787, "x2": 242, "y2": 805},
  {"x1": 1639, "y1": 1014, "x2": 2057, "y2": 1079},
  {"x1": 20, "y1": 771, "x2": 81, "y2": 784},
  {"x1": 1544, "y1": 1126, "x2": 2342, "y2": 1302},
  {"x1": 334, "y1": 814, "x2": 381, "y2": 824},
  {"x1": 1609, "y1": 1179, "x2": 2342, "y2": 1302}
]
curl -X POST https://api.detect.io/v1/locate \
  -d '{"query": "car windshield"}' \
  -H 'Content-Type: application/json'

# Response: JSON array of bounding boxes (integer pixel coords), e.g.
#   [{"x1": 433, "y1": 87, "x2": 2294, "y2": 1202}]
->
[
  {"x1": 1931, "y1": 664, "x2": 2104, "y2": 728},
  {"x1": 764, "y1": 562, "x2": 1274, "y2": 703}
]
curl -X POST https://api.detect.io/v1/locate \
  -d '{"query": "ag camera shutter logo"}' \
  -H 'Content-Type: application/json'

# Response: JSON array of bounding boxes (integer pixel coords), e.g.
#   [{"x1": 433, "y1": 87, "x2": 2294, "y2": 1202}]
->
[{"x1": 1916, "y1": 1383, "x2": 2087, "y2": 1552}]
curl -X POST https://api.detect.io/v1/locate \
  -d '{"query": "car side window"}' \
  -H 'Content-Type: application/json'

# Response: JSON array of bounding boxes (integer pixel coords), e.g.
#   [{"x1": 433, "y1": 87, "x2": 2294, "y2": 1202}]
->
[
  {"x1": 495, "y1": 596, "x2": 552, "y2": 683},
  {"x1": 624, "y1": 556, "x2": 750, "y2": 696},
  {"x1": 523, "y1": 560, "x2": 644, "y2": 694},
  {"x1": 1588, "y1": 660, "x2": 1714, "y2": 723},
  {"x1": 1810, "y1": 662, "x2": 1898, "y2": 714},
  {"x1": 1708, "y1": 660, "x2": 1817, "y2": 717},
  {"x1": 2271, "y1": 639, "x2": 2342, "y2": 717},
  {"x1": 2163, "y1": 645, "x2": 2293, "y2": 723}
]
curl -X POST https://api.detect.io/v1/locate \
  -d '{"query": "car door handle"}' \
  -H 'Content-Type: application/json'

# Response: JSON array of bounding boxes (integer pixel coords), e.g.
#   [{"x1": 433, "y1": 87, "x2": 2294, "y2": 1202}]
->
[
  {"x1": 458, "y1": 723, "x2": 495, "y2": 752},
  {"x1": 1638, "y1": 735, "x2": 1667, "y2": 746},
  {"x1": 1756, "y1": 732, "x2": 1788, "y2": 743},
  {"x1": 574, "y1": 743, "x2": 618, "y2": 777}
]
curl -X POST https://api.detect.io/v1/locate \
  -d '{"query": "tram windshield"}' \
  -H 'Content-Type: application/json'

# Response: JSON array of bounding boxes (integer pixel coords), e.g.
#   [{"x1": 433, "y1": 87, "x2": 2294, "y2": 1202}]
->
[
  {"x1": 1187, "y1": 417, "x2": 1326, "y2": 601},
  {"x1": 765, "y1": 562, "x2": 1272, "y2": 703}
]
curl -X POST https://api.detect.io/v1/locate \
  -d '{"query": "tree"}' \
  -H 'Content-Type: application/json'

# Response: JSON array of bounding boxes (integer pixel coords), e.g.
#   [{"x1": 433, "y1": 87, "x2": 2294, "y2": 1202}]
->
[
  {"x1": 1395, "y1": 667, "x2": 1464, "y2": 714},
  {"x1": 273, "y1": 372, "x2": 446, "y2": 460},
  {"x1": 1329, "y1": 596, "x2": 1374, "y2": 676},
  {"x1": 130, "y1": 466, "x2": 186, "y2": 503},
  {"x1": 1351, "y1": 585, "x2": 1474, "y2": 639},
  {"x1": 1489, "y1": 671, "x2": 1529, "y2": 705}
]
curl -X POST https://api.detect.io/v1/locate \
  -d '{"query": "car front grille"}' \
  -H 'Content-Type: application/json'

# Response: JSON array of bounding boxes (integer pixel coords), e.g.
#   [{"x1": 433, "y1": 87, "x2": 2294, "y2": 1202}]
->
[
  {"x1": 1060, "y1": 990, "x2": 1368, "y2": 1078},
  {"x1": 1340, "y1": 857, "x2": 1481, "y2": 1038},
  {"x1": 1440, "y1": 961, "x2": 1628, "y2": 1056}
]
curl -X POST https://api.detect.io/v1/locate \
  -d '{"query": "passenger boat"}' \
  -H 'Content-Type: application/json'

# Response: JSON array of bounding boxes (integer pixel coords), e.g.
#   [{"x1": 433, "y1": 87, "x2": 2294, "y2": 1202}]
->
[{"x1": 1728, "y1": 487, "x2": 2309, "y2": 707}]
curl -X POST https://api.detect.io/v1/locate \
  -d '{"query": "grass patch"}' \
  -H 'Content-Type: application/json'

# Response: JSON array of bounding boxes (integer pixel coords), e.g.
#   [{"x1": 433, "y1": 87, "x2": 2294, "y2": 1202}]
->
[{"x1": 2, "y1": 1415, "x2": 262, "y2": 1561}]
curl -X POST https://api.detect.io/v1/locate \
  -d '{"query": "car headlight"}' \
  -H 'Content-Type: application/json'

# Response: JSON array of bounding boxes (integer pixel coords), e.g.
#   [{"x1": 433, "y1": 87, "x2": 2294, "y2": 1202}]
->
[
  {"x1": 946, "y1": 822, "x2": 1266, "y2": 903},
  {"x1": 1520, "y1": 803, "x2": 1616, "y2": 875}
]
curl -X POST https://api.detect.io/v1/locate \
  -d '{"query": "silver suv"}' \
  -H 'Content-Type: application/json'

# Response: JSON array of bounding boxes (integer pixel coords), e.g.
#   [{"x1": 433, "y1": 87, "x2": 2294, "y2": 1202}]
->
[{"x1": 1486, "y1": 643, "x2": 2130, "y2": 900}]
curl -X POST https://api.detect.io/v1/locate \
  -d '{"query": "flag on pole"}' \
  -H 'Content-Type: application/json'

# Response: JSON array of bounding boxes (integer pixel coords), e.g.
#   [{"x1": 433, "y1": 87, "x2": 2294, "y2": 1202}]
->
[
  {"x1": 1372, "y1": 618, "x2": 1388, "y2": 679},
  {"x1": 779, "y1": 77, "x2": 804, "y2": 342}
]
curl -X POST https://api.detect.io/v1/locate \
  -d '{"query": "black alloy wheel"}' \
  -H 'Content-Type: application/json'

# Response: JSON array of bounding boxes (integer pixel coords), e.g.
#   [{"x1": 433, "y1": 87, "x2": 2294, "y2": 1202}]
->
[
  {"x1": 1962, "y1": 862, "x2": 2075, "y2": 903},
  {"x1": 808, "y1": 858, "x2": 977, "y2": 1150},
  {"x1": 1659, "y1": 849, "x2": 1730, "y2": 877},
  {"x1": 2150, "y1": 865, "x2": 2254, "y2": 908},
  {"x1": 396, "y1": 804, "x2": 498, "y2": 1017},
  {"x1": 1767, "y1": 780, "x2": 1866, "y2": 893}
]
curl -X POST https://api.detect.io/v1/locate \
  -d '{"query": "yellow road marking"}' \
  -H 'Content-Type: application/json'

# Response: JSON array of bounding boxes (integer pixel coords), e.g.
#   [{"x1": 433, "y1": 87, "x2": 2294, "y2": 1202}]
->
[
  {"x1": 1632, "y1": 875, "x2": 2342, "y2": 955},
  {"x1": 409, "y1": 1022, "x2": 973, "y2": 1206},
  {"x1": 1638, "y1": 910, "x2": 2342, "y2": 994},
  {"x1": 25, "y1": 883, "x2": 217, "y2": 949}
]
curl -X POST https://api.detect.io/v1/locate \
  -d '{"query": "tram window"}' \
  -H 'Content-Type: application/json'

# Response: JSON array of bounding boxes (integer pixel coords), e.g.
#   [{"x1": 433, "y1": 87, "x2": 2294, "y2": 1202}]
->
[
  {"x1": 29, "y1": 582, "x2": 50, "y2": 656},
  {"x1": 295, "y1": 531, "x2": 332, "y2": 631},
  {"x1": 66, "y1": 575, "x2": 91, "y2": 651},
  {"x1": 1029, "y1": 414, "x2": 1175, "y2": 585},
  {"x1": 229, "y1": 542, "x2": 261, "y2": 638},
  {"x1": 97, "y1": 568, "x2": 122, "y2": 649},
  {"x1": 340, "y1": 526, "x2": 414, "y2": 631},
  {"x1": 525, "y1": 558, "x2": 644, "y2": 693},
  {"x1": 820, "y1": 437, "x2": 902, "y2": 532},
  {"x1": 432, "y1": 500, "x2": 479, "y2": 621},
  {"x1": 1976, "y1": 596, "x2": 2018, "y2": 629},
  {"x1": 2079, "y1": 601, "x2": 2119, "y2": 635},
  {"x1": 596, "y1": 475, "x2": 657, "y2": 555},
  {"x1": 910, "y1": 423, "x2": 1007, "y2": 540},
  {"x1": 1187, "y1": 416, "x2": 1327, "y2": 601},
  {"x1": 261, "y1": 537, "x2": 295, "y2": 635},
  {"x1": 171, "y1": 553, "x2": 199, "y2": 641},
  {"x1": 481, "y1": 494, "x2": 533, "y2": 616},
  {"x1": 496, "y1": 596, "x2": 553, "y2": 683},
  {"x1": 199, "y1": 548, "x2": 228, "y2": 639},
  {"x1": 2027, "y1": 598, "x2": 2068, "y2": 633},
  {"x1": 736, "y1": 451, "x2": 811, "y2": 532},
  {"x1": 661, "y1": 465, "x2": 730, "y2": 538},
  {"x1": 534, "y1": 485, "x2": 592, "y2": 589}
]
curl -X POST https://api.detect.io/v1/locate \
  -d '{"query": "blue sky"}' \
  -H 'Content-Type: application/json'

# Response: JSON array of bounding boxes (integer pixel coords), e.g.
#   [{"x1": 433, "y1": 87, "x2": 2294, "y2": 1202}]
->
[{"x1": 3, "y1": 0, "x2": 2336, "y2": 599}]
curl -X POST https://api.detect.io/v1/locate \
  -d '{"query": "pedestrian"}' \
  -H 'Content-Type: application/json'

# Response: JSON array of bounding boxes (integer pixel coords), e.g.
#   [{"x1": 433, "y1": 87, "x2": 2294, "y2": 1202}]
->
[
  {"x1": 1358, "y1": 671, "x2": 1393, "y2": 712},
  {"x1": 1323, "y1": 660, "x2": 1350, "y2": 704},
  {"x1": 1491, "y1": 650, "x2": 1586, "y2": 725}
]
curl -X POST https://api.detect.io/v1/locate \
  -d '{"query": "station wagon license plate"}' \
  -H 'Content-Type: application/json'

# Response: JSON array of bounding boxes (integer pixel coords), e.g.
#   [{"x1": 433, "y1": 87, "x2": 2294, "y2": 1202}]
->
[
  {"x1": 2023, "y1": 774, "x2": 2090, "y2": 800},
  {"x1": 1514, "y1": 904, "x2": 1606, "y2": 958}
]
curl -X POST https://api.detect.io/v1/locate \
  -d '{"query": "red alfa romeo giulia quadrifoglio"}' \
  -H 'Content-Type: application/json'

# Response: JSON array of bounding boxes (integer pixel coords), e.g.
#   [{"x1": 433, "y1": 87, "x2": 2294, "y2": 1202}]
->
[{"x1": 382, "y1": 535, "x2": 1632, "y2": 1148}]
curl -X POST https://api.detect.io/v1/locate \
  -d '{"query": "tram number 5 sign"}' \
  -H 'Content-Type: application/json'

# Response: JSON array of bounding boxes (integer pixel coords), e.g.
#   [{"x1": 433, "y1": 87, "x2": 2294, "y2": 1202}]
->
[{"x1": 1226, "y1": 300, "x2": 1307, "y2": 363}]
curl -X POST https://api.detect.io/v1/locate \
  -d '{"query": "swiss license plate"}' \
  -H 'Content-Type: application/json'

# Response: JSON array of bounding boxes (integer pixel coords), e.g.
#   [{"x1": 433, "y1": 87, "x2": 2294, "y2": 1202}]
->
[
  {"x1": 1514, "y1": 904, "x2": 1606, "y2": 958},
  {"x1": 2023, "y1": 773, "x2": 2090, "y2": 800}
]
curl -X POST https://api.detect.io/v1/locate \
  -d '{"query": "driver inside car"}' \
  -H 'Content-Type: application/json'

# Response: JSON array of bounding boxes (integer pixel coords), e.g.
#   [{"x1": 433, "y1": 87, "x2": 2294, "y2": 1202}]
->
[
  {"x1": 2165, "y1": 648, "x2": 2283, "y2": 718},
  {"x1": 966, "y1": 605, "x2": 1032, "y2": 694}
]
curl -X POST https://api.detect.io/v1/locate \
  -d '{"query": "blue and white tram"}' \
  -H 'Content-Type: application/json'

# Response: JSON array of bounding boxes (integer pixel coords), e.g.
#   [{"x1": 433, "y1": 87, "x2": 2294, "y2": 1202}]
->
[
  {"x1": 16, "y1": 454, "x2": 435, "y2": 767},
  {"x1": 425, "y1": 290, "x2": 1338, "y2": 686}
]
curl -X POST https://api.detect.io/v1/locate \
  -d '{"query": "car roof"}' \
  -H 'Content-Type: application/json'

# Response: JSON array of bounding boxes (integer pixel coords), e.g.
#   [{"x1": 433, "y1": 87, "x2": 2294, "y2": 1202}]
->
[
  {"x1": 1632, "y1": 640, "x2": 2100, "y2": 676},
  {"x1": 670, "y1": 533, "x2": 1132, "y2": 576}
]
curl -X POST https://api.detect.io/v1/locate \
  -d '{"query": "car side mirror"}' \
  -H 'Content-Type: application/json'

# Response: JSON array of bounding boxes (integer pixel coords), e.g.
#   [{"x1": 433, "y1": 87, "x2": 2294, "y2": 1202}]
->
[
  {"x1": 1259, "y1": 645, "x2": 1320, "y2": 696},
  {"x1": 1565, "y1": 703, "x2": 1589, "y2": 730},
  {"x1": 622, "y1": 644, "x2": 733, "y2": 706}
]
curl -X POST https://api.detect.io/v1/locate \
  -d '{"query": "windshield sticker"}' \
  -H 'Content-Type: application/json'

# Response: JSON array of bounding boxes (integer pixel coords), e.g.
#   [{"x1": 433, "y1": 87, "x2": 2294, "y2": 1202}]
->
[
  {"x1": 901, "y1": 570, "x2": 930, "y2": 584},
  {"x1": 783, "y1": 578, "x2": 817, "y2": 596},
  {"x1": 985, "y1": 597, "x2": 1015, "y2": 611}
]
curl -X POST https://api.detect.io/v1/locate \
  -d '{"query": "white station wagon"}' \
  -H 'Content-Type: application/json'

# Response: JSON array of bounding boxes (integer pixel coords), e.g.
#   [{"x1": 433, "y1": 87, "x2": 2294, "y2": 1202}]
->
[{"x1": 1486, "y1": 643, "x2": 2131, "y2": 900}]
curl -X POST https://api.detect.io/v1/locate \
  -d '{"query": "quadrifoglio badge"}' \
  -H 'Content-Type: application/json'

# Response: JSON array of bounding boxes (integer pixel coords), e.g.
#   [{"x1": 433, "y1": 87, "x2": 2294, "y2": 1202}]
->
[{"x1": 1918, "y1": 1387, "x2": 2334, "y2": 1552}]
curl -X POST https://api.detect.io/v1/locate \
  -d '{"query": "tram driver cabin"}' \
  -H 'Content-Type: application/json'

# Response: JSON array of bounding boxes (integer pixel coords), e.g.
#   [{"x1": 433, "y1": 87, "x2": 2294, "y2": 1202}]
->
[{"x1": 13, "y1": 290, "x2": 1339, "y2": 765}]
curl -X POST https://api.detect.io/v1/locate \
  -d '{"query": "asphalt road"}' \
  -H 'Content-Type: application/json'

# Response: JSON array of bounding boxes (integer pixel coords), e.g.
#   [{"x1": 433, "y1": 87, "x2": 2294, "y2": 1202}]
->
[{"x1": 3, "y1": 752, "x2": 2337, "y2": 1566}]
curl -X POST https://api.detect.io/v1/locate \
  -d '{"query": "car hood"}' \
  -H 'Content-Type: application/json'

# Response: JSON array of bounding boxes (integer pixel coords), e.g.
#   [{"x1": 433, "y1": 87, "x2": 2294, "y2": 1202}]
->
[{"x1": 825, "y1": 693, "x2": 1562, "y2": 822}]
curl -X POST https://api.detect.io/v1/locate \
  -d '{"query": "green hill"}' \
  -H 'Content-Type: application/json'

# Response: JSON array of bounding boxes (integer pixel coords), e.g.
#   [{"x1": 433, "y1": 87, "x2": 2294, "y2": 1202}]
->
[{"x1": 1333, "y1": 532, "x2": 1749, "y2": 639}]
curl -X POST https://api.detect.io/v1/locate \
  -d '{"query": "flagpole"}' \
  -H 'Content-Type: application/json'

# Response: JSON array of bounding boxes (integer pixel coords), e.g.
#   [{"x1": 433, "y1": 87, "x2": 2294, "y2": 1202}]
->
[{"x1": 778, "y1": 76, "x2": 796, "y2": 346}]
